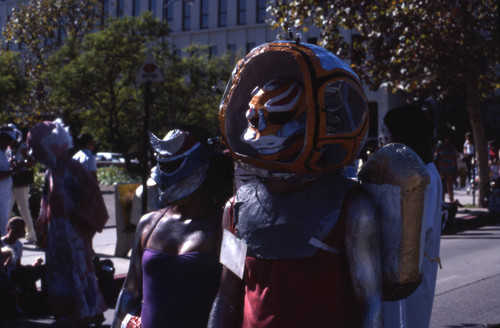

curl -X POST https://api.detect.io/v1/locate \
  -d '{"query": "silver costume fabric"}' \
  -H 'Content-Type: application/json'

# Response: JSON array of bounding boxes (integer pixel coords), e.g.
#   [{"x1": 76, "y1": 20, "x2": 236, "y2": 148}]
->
[{"x1": 234, "y1": 175, "x2": 354, "y2": 259}]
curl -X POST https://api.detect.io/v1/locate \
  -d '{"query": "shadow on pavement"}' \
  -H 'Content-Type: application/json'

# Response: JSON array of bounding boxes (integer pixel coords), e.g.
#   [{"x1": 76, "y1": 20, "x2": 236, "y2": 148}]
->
[
  {"x1": 2, "y1": 314, "x2": 112, "y2": 328},
  {"x1": 445, "y1": 324, "x2": 500, "y2": 328},
  {"x1": 442, "y1": 209, "x2": 500, "y2": 235}
]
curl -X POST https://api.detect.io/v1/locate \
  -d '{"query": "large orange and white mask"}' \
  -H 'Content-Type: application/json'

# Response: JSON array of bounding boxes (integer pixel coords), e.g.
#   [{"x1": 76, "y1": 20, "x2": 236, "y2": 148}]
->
[
  {"x1": 219, "y1": 41, "x2": 369, "y2": 175},
  {"x1": 241, "y1": 79, "x2": 306, "y2": 160}
]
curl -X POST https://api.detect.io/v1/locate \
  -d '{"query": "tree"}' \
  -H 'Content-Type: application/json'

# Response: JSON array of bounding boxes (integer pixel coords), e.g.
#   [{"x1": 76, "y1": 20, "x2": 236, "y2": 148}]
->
[
  {"x1": 0, "y1": 51, "x2": 29, "y2": 121},
  {"x1": 2, "y1": 0, "x2": 104, "y2": 118},
  {"x1": 47, "y1": 12, "x2": 167, "y2": 163},
  {"x1": 150, "y1": 44, "x2": 237, "y2": 138},
  {"x1": 47, "y1": 13, "x2": 237, "y2": 163},
  {"x1": 269, "y1": 0, "x2": 500, "y2": 207}
]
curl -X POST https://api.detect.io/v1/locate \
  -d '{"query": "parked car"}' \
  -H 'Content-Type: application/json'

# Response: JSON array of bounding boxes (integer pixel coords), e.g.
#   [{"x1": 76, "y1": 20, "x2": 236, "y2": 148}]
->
[{"x1": 96, "y1": 152, "x2": 126, "y2": 165}]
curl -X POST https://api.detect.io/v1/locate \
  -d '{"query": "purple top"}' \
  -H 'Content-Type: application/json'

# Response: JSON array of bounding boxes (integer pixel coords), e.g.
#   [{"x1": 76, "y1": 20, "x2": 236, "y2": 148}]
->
[{"x1": 141, "y1": 248, "x2": 221, "y2": 328}]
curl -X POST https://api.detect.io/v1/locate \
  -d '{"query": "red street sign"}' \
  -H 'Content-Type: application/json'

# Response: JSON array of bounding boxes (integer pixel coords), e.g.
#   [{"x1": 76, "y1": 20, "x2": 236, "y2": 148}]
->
[
  {"x1": 143, "y1": 63, "x2": 157, "y2": 73},
  {"x1": 136, "y1": 52, "x2": 164, "y2": 83}
]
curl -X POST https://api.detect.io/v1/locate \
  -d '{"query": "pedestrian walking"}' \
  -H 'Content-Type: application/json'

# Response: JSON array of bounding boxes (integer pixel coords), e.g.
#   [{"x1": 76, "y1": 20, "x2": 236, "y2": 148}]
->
[
  {"x1": 73, "y1": 133, "x2": 98, "y2": 181},
  {"x1": 463, "y1": 132, "x2": 475, "y2": 185},
  {"x1": 6, "y1": 125, "x2": 37, "y2": 244},
  {"x1": 0, "y1": 125, "x2": 18, "y2": 237},
  {"x1": 380, "y1": 105, "x2": 443, "y2": 328},
  {"x1": 27, "y1": 120, "x2": 108, "y2": 327},
  {"x1": 436, "y1": 134, "x2": 458, "y2": 203}
]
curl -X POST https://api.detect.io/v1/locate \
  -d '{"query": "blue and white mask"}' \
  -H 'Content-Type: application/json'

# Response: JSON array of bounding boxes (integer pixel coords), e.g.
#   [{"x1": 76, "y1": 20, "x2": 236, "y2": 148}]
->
[{"x1": 149, "y1": 129, "x2": 212, "y2": 204}]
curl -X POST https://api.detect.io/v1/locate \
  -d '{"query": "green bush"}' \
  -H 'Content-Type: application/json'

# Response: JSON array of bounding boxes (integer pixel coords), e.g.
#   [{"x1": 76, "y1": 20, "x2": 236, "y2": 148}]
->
[
  {"x1": 28, "y1": 163, "x2": 46, "y2": 218},
  {"x1": 27, "y1": 163, "x2": 140, "y2": 218},
  {"x1": 97, "y1": 165, "x2": 140, "y2": 186}
]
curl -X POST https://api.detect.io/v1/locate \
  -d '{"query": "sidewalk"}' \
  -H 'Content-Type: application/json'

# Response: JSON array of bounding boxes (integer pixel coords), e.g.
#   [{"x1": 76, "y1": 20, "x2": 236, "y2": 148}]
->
[
  {"x1": 3, "y1": 183, "x2": 499, "y2": 327},
  {"x1": 2, "y1": 185, "x2": 130, "y2": 327},
  {"x1": 451, "y1": 184, "x2": 499, "y2": 232}
]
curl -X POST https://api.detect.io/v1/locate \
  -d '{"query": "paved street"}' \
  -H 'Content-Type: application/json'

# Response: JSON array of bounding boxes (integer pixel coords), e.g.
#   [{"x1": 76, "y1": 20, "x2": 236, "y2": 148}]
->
[{"x1": 2, "y1": 184, "x2": 500, "y2": 327}]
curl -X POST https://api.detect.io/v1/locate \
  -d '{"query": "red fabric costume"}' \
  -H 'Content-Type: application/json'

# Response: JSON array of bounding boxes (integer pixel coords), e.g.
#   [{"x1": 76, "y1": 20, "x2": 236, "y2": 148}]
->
[{"x1": 229, "y1": 204, "x2": 356, "y2": 328}]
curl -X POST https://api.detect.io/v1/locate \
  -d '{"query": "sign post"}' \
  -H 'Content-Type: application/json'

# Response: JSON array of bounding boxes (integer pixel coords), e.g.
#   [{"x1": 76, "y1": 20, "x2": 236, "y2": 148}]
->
[{"x1": 136, "y1": 51, "x2": 164, "y2": 215}]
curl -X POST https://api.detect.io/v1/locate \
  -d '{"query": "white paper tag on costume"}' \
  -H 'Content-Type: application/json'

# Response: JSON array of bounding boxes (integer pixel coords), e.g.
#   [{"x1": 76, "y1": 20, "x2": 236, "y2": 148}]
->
[
  {"x1": 220, "y1": 229, "x2": 247, "y2": 279},
  {"x1": 309, "y1": 237, "x2": 340, "y2": 254}
]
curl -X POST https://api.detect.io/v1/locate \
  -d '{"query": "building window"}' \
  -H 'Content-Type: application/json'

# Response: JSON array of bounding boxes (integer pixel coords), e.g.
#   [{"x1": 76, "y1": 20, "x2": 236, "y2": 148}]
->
[
  {"x1": 174, "y1": 49, "x2": 182, "y2": 58},
  {"x1": 164, "y1": 3, "x2": 174, "y2": 31},
  {"x1": 237, "y1": 0, "x2": 246, "y2": 25},
  {"x1": 102, "y1": 0, "x2": 109, "y2": 18},
  {"x1": 246, "y1": 42, "x2": 255, "y2": 54},
  {"x1": 116, "y1": 0, "x2": 124, "y2": 17},
  {"x1": 218, "y1": 0, "x2": 227, "y2": 27},
  {"x1": 227, "y1": 44, "x2": 236, "y2": 54},
  {"x1": 209, "y1": 46, "x2": 217, "y2": 58},
  {"x1": 256, "y1": 0, "x2": 266, "y2": 23},
  {"x1": 133, "y1": 0, "x2": 140, "y2": 16},
  {"x1": 148, "y1": 0, "x2": 156, "y2": 15},
  {"x1": 200, "y1": 0, "x2": 209, "y2": 29},
  {"x1": 182, "y1": 2, "x2": 191, "y2": 31}
]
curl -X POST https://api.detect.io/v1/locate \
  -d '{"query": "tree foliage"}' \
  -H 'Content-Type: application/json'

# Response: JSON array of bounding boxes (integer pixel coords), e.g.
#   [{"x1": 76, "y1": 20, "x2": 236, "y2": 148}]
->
[
  {"x1": 2, "y1": 0, "x2": 104, "y2": 117},
  {"x1": 47, "y1": 13, "x2": 236, "y2": 162},
  {"x1": 150, "y1": 44, "x2": 237, "y2": 139},
  {"x1": 47, "y1": 12, "x2": 167, "y2": 160},
  {"x1": 0, "y1": 51, "x2": 29, "y2": 120},
  {"x1": 269, "y1": 0, "x2": 500, "y2": 206}
]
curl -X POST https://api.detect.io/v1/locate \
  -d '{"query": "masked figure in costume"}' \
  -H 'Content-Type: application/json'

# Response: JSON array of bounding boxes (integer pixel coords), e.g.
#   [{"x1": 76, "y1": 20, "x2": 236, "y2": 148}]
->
[
  {"x1": 112, "y1": 128, "x2": 233, "y2": 328},
  {"x1": 380, "y1": 105, "x2": 443, "y2": 328},
  {"x1": 208, "y1": 40, "x2": 384, "y2": 328},
  {"x1": 27, "y1": 120, "x2": 108, "y2": 327}
]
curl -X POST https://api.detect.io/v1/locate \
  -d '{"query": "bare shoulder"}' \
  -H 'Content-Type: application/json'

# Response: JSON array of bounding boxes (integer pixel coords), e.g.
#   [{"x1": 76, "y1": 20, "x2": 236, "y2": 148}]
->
[{"x1": 136, "y1": 209, "x2": 167, "y2": 245}]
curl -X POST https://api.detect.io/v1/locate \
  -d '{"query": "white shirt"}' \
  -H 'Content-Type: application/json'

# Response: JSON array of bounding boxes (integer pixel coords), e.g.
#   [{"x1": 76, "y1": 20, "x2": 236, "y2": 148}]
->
[
  {"x1": 73, "y1": 148, "x2": 97, "y2": 173},
  {"x1": 463, "y1": 141, "x2": 475, "y2": 156}
]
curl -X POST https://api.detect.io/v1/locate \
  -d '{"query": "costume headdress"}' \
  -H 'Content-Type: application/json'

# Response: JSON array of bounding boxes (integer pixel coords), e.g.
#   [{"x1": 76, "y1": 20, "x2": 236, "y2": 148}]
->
[
  {"x1": 219, "y1": 40, "x2": 368, "y2": 175},
  {"x1": 26, "y1": 119, "x2": 73, "y2": 169},
  {"x1": 149, "y1": 129, "x2": 212, "y2": 204}
]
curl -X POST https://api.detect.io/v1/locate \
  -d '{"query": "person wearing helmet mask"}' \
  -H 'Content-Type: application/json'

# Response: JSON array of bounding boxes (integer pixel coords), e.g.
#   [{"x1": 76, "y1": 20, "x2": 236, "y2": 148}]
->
[
  {"x1": 209, "y1": 40, "x2": 382, "y2": 327},
  {"x1": 380, "y1": 105, "x2": 443, "y2": 328},
  {"x1": 113, "y1": 128, "x2": 233, "y2": 328}
]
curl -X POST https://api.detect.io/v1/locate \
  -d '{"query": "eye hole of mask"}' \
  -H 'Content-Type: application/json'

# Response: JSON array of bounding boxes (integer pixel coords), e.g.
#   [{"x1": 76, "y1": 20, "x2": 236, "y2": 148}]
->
[
  {"x1": 249, "y1": 116, "x2": 259, "y2": 128},
  {"x1": 267, "y1": 110, "x2": 296, "y2": 125},
  {"x1": 158, "y1": 157, "x2": 185, "y2": 173}
]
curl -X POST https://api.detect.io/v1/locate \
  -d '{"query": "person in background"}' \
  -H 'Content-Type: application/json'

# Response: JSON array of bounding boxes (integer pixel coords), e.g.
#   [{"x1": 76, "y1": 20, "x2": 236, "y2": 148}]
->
[
  {"x1": 73, "y1": 132, "x2": 98, "y2": 181},
  {"x1": 0, "y1": 125, "x2": 19, "y2": 237},
  {"x1": 380, "y1": 105, "x2": 443, "y2": 328},
  {"x1": 0, "y1": 245, "x2": 18, "y2": 316},
  {"x1": 6, "y1": 125, "x2": 37, "y2": 244},
  {"x1": 488, "y1": 141, "x2": 499, "y2": 182},
  {"x1": 27, "y1": 120, "x2": 108, "y2": 327},
  {"x1": 463, "y1": 132, "x2": 475, "y2": 185},
  {"x1": 435, "y1": 134, "x2": 458, "y2": 203},
  {"x1": 113, "y1": 128, "x2": 233, "y2": 328},
  {"x1": 1, "y1": 216, "x2": 46, "y2": 314}
]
